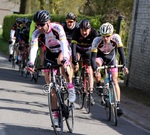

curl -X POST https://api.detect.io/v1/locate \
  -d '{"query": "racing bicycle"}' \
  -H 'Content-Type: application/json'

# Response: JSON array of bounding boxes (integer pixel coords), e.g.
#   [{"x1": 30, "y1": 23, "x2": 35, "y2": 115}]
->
[
  {"x1": 97, "y1": 64, "x2": 124, "y2": 126},
  {"x1": 39, "y1": 63, "x2": 74, "y2": 135}
]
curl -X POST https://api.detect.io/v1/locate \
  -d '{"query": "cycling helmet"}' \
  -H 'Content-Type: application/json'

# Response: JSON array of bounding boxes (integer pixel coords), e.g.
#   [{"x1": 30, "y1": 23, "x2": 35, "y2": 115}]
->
[
  {"x1": 79, "y1": 19, "x2": 91, "y2": 29},
  {"x1": 66, "y1": 12, "x2": 77, "y2": 21},
  {"x1": 33, "y1": 10, "x2": 50, "y2": 23},
  {"x1": 15, "y1": 18, "x2": 22, "y2": 24},
  {"x1": 22, "y1": 17, "x2": 29, "y2": 23},
  {"x1": 100, "y1": 22, "x2": 114, "y2": 36}
]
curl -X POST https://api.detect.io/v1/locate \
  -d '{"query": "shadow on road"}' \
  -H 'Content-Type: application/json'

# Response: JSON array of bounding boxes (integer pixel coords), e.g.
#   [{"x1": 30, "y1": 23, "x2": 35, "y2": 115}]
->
[{"x1": 0, "y1": 123, "x2": 84, "y2": 135}]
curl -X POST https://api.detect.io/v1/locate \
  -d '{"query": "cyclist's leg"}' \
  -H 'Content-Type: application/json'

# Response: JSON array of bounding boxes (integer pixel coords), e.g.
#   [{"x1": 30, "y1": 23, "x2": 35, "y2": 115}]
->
[
  {"x1": 83, "y1": 50, "x2": 94, "y2": 91},
  {"x1": 57, "y1": 52, "x2": 76, "y2": 103},
  {"x1": 44, "y1": 49, "x2": 60, "y2": 126},
  {"x1": 94, "y1": 57, "x2": 103, "y2": 82},
  {"x1": 8, "y1": 39, "x2": 16, "y2": 61},
  {"x1": 110, "y1": 59, "x2": 123, "y2": 116},
  {"x1": 73, "y1": 52, "x2": 81, "y2": 85},
  {"x1": 43, "y1": 48, "x2": 57, "y2": 83}
]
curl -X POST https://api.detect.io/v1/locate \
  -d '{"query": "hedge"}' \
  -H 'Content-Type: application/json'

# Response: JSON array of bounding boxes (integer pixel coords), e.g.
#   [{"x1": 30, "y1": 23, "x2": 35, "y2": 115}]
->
[{"x1": 2, "y1": 14, "x2": 103, "y2": 41}]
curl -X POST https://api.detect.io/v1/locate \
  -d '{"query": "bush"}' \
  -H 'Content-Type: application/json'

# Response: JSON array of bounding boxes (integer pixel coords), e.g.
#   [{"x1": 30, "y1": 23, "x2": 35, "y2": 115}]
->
[{"x1": 2, "y1": 14, "x2": 103, "y2": 42}]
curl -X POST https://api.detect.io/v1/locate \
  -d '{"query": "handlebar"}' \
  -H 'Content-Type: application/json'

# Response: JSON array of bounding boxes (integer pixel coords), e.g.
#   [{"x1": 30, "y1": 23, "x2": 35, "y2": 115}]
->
[
  {"x1": 97, "y1": 65, "x2": 124, "y2": 70},
  {"x1": 37, "y1": 64, "x2": 62, "y2": 70}
]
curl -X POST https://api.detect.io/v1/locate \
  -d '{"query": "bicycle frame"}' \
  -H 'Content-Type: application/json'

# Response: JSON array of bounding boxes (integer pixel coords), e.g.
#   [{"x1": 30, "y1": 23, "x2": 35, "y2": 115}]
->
[
  {"x1": 97, "y1": 65, "x2": 124, "y2": 126},
  {"x1": 76, "y1": 60, "x2": 91, "y2": 113},
  {"x1": 38, "y1": 64, "x2": 74, "y2": 134}
]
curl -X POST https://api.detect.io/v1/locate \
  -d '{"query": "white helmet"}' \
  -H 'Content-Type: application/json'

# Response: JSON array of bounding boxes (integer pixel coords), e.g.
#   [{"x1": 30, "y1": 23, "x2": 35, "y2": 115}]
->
[{"x1": 100, "y1": 22, "x2": 114, "y2": 36}]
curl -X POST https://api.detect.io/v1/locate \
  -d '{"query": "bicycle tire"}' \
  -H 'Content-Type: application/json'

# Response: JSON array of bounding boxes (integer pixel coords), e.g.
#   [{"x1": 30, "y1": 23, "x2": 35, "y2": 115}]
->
[
  {"x1": 105, "y1": 96, "x2": 111, "y2": 121},
  {"x1": 33, "y1": 54, "x2": 40, "y2": 83},
  {"x1": 19, "y1": 61, "x2": 24, "y2": 76},
  {"x1": 12, "y1": 44, "x2": 17, "y2": 69},
  {"x1": 76, "y1": 89, "x2": 84, "y2": 109},
  {"x1": 110, "y1": 82, "x2": 118, "y2": 126},
  {"x1": 65, "y1": 99, "x2": 74, "y2": 132},
  {"x1": 48, "y1": 86, "x2": 63, "y2": 135},
  {"x1": 76, "y1": 68, "x2": 85, "y2": 109},
  {"x1": 85, "y1": 74, "x2": 91, "y2": 114}
]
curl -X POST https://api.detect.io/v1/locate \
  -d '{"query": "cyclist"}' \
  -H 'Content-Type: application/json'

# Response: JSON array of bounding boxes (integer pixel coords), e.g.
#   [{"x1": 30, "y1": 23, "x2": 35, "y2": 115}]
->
[
  {"x1": 27, "y1": 10, "x2": 76, "y2": 126},
  {"x1": 91, "y1": 22, "x2": 129, "y2": 116},
  {"x1": 16, "y1": 17, "x2": 31, "y2": 64},
  {"x1": 8, "y1": 18, "x2": 22, "y2": 62},
  {"x1": 72, "y1": 19, "x2": 98, "y2": 105},
  {"x1": 62, "y1": 12, "x2": 78, "y2": 45}
]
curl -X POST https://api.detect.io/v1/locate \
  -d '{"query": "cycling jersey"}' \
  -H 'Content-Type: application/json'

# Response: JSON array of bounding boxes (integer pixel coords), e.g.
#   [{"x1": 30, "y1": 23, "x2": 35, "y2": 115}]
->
[
  {"x1": 71, "y1": 27, "x2": 98, "y2": 62},
  {"x1": 29, "y1": 22, "x2": 69, "y2": 64},
  {"x1": 62, "y1": 22, "x2": 79, "y2": 44},
  {"x1": 91, "y1": 33, "x2": 126, "y2": 71}
]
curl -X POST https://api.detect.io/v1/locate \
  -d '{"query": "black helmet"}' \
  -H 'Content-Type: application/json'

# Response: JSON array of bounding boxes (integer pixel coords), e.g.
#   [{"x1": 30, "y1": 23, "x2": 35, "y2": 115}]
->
[
  {"x1": 22, "y1": 17, "x2": 29, "y2": 23},
  {"x1": 66, "y1": 12, "x2": 77, "y2": 21},
  {"x1": 79, "y1": 19, "x2": 91, "y2": 29},
  {"x1": 15, "y1": 18, "x2": 22, "y2": 24},
  {"x1": 33, "y1": 10, "x2": 50, "y2": 23}
]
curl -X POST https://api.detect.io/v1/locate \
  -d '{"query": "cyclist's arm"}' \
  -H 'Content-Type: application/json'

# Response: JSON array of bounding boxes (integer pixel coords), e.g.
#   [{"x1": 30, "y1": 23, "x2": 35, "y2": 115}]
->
[
  {"x1": 112, "y1": 34, "x2": 126, "y2": 66},
  {"x1": 10, "y1": 29, "x2": 15, "y2": 39},
  {"x1": 71, "y1": 40, "x2": 77, "y2": 64},
  {"x1": 54, "y1": 24, "x2": 69, "y2": 59},
  {"x1": 118, "y1": 47, "x2": 126, "y2": 66},
  {"x1": 91, "y1": 37, "x2": 100, "y2": 71},
  {"x1": 91, "y1": 51, "x2": 97, "y2": 71}
]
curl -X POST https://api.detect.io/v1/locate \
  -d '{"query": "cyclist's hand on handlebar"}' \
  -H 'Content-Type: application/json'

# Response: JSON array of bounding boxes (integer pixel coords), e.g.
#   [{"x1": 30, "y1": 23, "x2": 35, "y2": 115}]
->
[
  {"x1": 61, "y1": 57, "x2": 70, "y2": 67},
  {"x1": 26, "y1": 62, "x2": 35, "y2": 73},
  {"x1": 122, "y1": 66, "x2": 129, "y2": 75},
  {"x1": 72, "y1": 59, "x2": 77, "y2": 66}
]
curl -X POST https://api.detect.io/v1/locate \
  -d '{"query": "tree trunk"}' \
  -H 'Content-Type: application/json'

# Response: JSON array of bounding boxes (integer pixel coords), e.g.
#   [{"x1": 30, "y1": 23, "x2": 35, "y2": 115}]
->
[{"x1": 19, "y1": 0, "x2": 31, "y2": 14}]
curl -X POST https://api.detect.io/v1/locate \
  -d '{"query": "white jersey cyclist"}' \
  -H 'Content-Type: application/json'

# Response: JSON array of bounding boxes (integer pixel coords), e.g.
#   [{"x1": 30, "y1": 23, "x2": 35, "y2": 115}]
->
[
  {"x1": 91, "y1": 22, "x2": 129, "y2": 117},
  {"x1": 29, "y1": 22, "x2": 70, "y2": 65},
  {"x1": 28, "y1": 10, "x2": 76, "y2": 106},
  {"x1": 91, "y1": 33, "x2": 125, "y2": 70}
]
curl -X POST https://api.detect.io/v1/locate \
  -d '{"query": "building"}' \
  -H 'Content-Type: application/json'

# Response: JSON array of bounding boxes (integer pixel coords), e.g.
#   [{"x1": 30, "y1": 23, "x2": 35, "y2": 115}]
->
[
  {"x1": 125, "y1": 0, "x2": 150, "y2": 92},
  {"x1": 0, "y1": 0, "x2": 20, "y2": 25}
]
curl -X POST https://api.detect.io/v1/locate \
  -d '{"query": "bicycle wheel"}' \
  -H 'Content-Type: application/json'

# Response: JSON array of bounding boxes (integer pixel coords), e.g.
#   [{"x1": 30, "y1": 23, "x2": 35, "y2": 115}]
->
[
  {"x1": 33, "y1": 54, "x2": 40, "y2": 83},
  {"x1": 76, "y1": 68, "x2": 85, "y2": 109},
  {"x1": 12, "y1": 44, "x2": 17, "y2": 69},
  {"x1": 48, "y1": 86, "x2": 63, "y2": 135},
  {"x1": 110, "y1": 82, "x2": 118, "y2": 126},
  {"x1": 85, "y1": 74, "x2": 91, "y2": 114},
  {"x1": 105, "y1": 96, "x2": 111, "y2": 121},
  {"x1": 65, "y1": 99, "x2": 74, "y2": 132},
  {"x1": 19, "y1": 60, "x2": 24, "y2": 76}
]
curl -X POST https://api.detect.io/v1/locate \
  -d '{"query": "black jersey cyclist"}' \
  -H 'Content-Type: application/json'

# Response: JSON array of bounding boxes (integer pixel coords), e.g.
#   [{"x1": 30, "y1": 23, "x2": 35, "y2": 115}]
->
[
  {"x1": 62, "y1": 12, "x2": 78, "y2": 44},
  {"x1": 72, "y1": 19, "x2": 98, "y2": 104},
  {"x1": 91, "y1": 22, "x2": 129, "y2": 116}
]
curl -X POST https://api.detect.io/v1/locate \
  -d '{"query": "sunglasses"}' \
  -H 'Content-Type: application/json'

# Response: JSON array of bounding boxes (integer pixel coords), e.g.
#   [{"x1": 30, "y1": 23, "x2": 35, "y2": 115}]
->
[
  {"x1": 36, "y1": 23, "x2": 46, "y2": 28},
  {"x1": 66, "y1": 20, "x2": 74, "y2": 23},
  {"x1": 102, "y1": 35, "x2": 111, "y2": 38}
]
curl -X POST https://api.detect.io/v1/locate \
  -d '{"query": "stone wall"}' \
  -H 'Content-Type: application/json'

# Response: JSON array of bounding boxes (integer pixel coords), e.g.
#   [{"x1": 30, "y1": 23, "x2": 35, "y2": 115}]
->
[{"x1": 125, "y1": 0, "x2": 150, "y2": 92}]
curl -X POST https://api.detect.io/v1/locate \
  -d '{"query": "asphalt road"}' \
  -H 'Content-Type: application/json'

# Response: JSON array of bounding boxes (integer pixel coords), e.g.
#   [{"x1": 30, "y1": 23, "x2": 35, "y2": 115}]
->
[{"x1": 0, "y1": 53, "x2": 149, "y2": 135}]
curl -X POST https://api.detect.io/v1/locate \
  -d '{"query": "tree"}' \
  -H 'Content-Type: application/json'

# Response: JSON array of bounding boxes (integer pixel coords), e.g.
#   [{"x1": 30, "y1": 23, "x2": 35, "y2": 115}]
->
[{"x1": 19, "y1": 0, "x2": 31, "y2": 14}]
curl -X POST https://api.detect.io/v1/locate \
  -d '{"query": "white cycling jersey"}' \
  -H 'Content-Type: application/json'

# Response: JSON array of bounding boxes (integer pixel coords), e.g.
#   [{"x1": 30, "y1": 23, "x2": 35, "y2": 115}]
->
[
  {"x1": 29, "y1": 22, "x2": 69, "y2": 64},
  {"x1": 91, "y1": 33, "x2": 123, "y2": 54}
]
